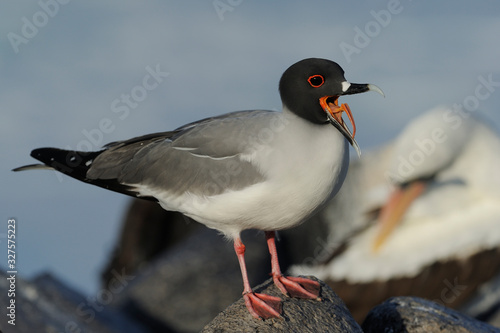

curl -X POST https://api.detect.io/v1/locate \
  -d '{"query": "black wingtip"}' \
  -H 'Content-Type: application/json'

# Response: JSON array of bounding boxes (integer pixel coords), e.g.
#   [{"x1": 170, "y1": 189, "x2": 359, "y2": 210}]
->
[
  {"x1": 30, "y1": 147, "x2": 59, "y2": 163},
  {"x1": 27, "y1": 147, "x2": 101, "y2": 180},
  {"x1": 21, "y1": 147, "x2": 156, "y2": 201}
]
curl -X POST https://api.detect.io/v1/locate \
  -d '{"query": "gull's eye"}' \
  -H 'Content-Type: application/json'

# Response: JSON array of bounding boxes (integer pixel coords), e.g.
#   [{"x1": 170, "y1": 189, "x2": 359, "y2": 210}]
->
[{"x1": 307, "y1": 75, "x2": 325, "y2": 88}]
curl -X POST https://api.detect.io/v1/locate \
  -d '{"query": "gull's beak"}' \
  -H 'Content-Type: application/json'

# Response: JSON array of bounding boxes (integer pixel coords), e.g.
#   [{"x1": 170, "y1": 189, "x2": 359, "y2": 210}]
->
[
  {"x1": 342, "y1": 83, "x2": 385, "y2": 97},
  {"x1": 320, "y1": 83, "x2": 384, "y2": 157}
]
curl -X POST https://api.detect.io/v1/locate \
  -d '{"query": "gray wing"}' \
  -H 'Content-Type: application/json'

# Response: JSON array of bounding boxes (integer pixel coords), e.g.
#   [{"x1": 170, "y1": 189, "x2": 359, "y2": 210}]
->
[{"x1": 86, "y1": 110, "x2": 276, "y2": 197}]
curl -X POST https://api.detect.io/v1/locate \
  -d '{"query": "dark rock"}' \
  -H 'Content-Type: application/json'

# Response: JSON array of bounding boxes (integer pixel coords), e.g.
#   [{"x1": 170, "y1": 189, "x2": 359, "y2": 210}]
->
[
  {"x1": 0, "y1": 270, "x2": 146, "y2": 333},
  {"x1": 111, "y1": 227, "x2": 272, "y2": 332},
  {"x1": 460, "y1": 271, "x2": 500, "y2": 327},
  {"x1": 490, "y1": 310, "x2": 500, "y2": 329},
  {"x1": 101, "y1": 199, "x2": 201, "y2": 290},
  {"x1": 202, "y1": 276, "x2": 362, "y2": 333},
  {"x1": 362, "y1": 296, "x2": 500, "y2": 333}
]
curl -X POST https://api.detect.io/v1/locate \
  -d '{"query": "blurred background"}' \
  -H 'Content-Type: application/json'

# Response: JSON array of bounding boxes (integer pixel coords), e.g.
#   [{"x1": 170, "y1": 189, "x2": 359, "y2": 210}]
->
[{"x1": 2, "y1": 0, "x2": 500, "y2": 304}]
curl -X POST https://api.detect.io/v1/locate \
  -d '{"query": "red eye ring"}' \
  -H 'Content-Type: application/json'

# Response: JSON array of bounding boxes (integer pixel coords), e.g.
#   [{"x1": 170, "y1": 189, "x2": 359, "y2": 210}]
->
[{"x1": 308, "y1": 75, "x2": 325, "y2": 88}]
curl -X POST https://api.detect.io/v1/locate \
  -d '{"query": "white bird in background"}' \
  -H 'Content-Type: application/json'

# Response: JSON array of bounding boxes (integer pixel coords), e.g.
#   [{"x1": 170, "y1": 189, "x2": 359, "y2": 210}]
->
[
  {"x1": 291, "y1": 106, "x2": 500, "y2": 320},
  {"x1": 372, "y1": 106, "x2": 500, "y2": 251}
]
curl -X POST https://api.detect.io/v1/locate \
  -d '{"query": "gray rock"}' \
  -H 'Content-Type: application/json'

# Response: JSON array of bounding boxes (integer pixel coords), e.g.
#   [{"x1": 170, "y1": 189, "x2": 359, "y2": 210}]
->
[
  {"x1": 0, "y1": 270, "x2": 146, "y2": 333},
  {"x1": 489, "y1": 310, "x2": 500, "y2": 330},
  {"x1": 101, "y1": 199, "x2": 201, "y2": 290},
  {"x1": 460, "y1": 271, "x2": 500, "y2": 327},
  {"x1": 362, "y1": 296, "x2": 500, "y2": 333},
  {"x1": 202, "y1": 276, "x2": 362, "y2": 333}
]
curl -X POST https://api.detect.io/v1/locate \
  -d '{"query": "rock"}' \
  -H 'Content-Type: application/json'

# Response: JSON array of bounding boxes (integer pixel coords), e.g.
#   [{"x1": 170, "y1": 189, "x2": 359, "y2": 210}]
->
[
  {"x1": 460, "y1": 271, "x2": 500, "y2": 328},
  {"x1": 0, "y1": 270, "x2": 146, "y2": 333},
  {"x1": 489, "y1": 310, "x2": 500, "y2": 329},
  {"x1": 101, "y1": 199, "x2": 201, "y2": 290},
  {"x1": 202, "y1": 276, "x2": 362, "y2": 333},
  {"x1": 362, "y1": 296, "x2": 500, "y2": 333},
  {"x1": 111, "y1": 227, "x2": 272, "y2": 332}
]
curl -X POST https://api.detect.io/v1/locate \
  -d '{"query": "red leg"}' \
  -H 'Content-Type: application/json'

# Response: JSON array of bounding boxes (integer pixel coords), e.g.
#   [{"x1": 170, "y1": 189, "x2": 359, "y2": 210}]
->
[
  {"x1": 265, "y1": 231, "x2": 321, "y2": 299},
  {"x1": 234, "y1": 237, "x2": 282, "y2": 319}
]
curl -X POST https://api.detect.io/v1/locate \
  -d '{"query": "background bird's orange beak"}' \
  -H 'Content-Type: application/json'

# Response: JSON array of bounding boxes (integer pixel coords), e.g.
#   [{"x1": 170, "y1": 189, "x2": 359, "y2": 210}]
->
[{"x1": 372, "y1": 180, "x2": 427, "y2": 252}]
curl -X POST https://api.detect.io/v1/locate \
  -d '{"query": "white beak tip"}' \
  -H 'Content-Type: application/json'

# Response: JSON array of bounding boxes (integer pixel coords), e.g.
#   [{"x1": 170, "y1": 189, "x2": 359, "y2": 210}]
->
[{"x1": 368, "y1": 84, "x2": 385, "y2": 98}]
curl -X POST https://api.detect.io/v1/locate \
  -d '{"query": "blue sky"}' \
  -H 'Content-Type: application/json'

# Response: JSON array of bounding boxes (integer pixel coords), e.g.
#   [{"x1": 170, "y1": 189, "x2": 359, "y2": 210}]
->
[{"x1": 2, "y1": 1, "x2": 500, "y2": 294}]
